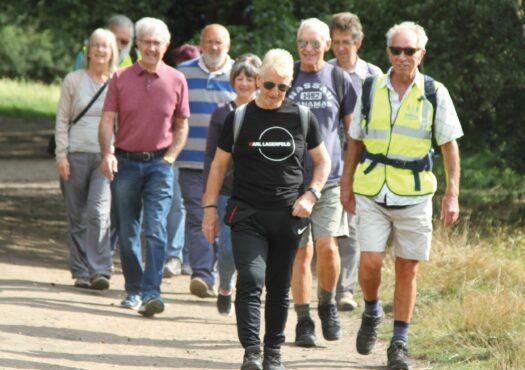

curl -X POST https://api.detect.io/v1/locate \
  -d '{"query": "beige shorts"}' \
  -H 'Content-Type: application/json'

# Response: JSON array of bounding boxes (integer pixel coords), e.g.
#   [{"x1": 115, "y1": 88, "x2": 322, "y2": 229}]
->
[
  {"x1": 355, "y1": 195, "x2": 433, "y2": 261},
  {"x1": 299, "y1": 185, "x2": 348, "y2": 247}
]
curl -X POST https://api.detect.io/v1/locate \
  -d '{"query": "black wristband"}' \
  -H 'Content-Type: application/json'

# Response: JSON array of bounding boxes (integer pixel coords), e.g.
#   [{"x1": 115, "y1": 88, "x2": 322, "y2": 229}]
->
[{"x1": 202, "y1": 204, "x2": 218, "y2": 209}]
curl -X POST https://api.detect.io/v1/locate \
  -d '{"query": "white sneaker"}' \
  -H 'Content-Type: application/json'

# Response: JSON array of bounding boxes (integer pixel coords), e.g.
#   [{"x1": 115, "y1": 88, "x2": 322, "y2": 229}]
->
[
  {"x1": 164, "y1": 257, "x2": 182, "y2": 277},
  {"x1": 337, "y1": 291, "x2": 358, "y2": 312}
]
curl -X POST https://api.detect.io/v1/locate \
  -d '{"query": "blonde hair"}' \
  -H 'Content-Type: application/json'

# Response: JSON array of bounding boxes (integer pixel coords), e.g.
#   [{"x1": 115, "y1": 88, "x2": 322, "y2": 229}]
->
[
  {"x1": 83, "y1": 28, "x2": 119, "y2": 73},
  {"x1": 260, "y1": 49, "x2": 294, "y2": 79}
]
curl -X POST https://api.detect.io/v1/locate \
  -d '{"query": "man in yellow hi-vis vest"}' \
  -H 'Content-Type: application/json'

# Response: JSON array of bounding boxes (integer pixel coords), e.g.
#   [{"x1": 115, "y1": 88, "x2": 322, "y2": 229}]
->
[{"x1": 341, "y1": 21, "x2": 463, "y2": 370}]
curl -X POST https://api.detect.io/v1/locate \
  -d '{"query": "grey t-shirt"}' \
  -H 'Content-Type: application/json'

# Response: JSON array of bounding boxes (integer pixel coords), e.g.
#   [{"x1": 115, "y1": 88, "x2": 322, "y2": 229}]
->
[{"x1": 287, "y1": 62, "x2": 357, "y2": 185}]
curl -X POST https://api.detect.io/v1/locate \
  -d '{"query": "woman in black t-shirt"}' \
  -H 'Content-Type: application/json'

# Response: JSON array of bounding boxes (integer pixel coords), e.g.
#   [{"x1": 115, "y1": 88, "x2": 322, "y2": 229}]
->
[{"x1": 202, "y1": 49, "x2": 330, "y2": 370}]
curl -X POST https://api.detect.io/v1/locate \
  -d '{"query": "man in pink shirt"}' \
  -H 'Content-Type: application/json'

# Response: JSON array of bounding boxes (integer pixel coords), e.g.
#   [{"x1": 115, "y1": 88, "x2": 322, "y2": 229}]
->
[{"x1": 99, "y1": 17, "x2": 190, "y2": 317}]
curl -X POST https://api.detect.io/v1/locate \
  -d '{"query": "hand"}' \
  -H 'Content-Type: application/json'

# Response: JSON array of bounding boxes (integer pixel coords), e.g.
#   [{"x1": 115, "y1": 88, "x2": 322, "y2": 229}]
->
[
  {"x1": 100, "y1": 153, "x2": 118, "y2": 181},
  {"x1": 340, "y1": 182, "x2": 356, "y2": 215},
  {"x1": 292, "y1": 192, "x2": 316, "y2": 218},
  {"x1": 441, "y1": 193, "x2": 459, "y2": 226},
  {"x1": 56, "y1": 158, "x2": 70, "y2": 181},
  {"x1": 202, "y1": 208, "x2": 220, "y2": 243}
]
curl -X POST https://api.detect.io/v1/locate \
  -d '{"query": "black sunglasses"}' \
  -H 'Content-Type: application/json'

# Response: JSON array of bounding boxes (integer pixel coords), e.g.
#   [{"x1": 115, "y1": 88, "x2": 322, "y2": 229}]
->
[
  {"x1": 389, "y1": 46, "x2": 419, "y2": 56},
  {"x1": 262, "y1": 81, "x2": 290, "y2": 92}
]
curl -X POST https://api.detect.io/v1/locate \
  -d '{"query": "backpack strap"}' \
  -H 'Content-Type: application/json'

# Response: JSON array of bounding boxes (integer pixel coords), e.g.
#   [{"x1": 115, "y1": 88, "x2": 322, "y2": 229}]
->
[
  {"x1": 331, "y1": 64, "x2": 345, "y2": 111},
  {"x1": 361, "y1": 76, "x2": 375, "y2": 135},
  {"x1": 423, "y1": 74, "x2": 437, "y2": 120},
  {"x1": 298, "y1": 104, "x2": 309, "y2": 140},
  {"x1": 232, "y1": 103, "x2": 248, "y2": 151},
  {"x1": 129, "y1": 48, "x2": 139, "y2": 63},
  {"x1": 286, "y1": 61, "x2": 301, "y2": 97}
]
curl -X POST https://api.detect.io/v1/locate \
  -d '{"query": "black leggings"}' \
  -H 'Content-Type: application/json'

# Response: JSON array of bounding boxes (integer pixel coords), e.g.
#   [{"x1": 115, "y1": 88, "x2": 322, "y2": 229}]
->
[{"x1": 231, "y1": 207, "x2": 306, "y2": 349}]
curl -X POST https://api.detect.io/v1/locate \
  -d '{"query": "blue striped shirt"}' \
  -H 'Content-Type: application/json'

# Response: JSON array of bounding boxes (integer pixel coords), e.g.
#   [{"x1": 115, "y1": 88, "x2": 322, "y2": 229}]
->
[{"x1": 177, "y1": 57, "x2": 235, "y2": 169}]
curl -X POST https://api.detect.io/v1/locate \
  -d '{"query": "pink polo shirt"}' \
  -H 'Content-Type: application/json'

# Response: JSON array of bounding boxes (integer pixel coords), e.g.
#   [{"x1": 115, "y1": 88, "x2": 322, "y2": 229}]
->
[{"x1": 103, "y1": 62, "x2": 190, "y2": 152}]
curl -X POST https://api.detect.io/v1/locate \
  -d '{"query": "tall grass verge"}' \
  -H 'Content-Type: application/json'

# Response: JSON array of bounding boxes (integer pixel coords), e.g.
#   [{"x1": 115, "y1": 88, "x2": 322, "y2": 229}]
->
[
  {"x1": 410, "y1": 222, "x2": 525, "y2": 369},
  {"x1": 0, "y1": 78, "x2": 59, "y2": 119}
]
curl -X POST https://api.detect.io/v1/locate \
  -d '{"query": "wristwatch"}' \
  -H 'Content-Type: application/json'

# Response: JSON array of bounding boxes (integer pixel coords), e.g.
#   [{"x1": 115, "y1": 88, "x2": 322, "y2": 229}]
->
[{"x1": 307, "y1": 187, "x2": 321, "y2": 201}]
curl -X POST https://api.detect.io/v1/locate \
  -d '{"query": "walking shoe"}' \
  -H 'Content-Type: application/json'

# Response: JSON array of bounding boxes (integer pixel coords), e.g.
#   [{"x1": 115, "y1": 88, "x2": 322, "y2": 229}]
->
[
  {"x1": 74, "y1": 277, "x2": 91, "y2": 289},
  {"x1": 241, "y1": 345, "x2": 262, "y2": 370},
  {"x1": 294, "y1": 317, "x2": 316, "y2": 347},
  {"x1": 181, "y1": 264, "x2": 192, "y2": 275},
  {"x1": 120, "y1": 293, "x2": 141, "y2": 310},
  {"x1": 138, "y1": 297, "x2": 165, "y2": 317},
  {"x1": 190, "y1": 277, "x2": 217, "y2": 298},
  {"x1": 217, "y1": 293, "x2": 233, "y2": 316},
  {"x1": 336, "y1": 291, "x2": 358, "y2": 312},
  {"x1": 356, "y1": 310, "x2": 384, "y2": 355},
  {"x1": 90, "y1": 275, "x2": 110, "y2": 290},
  {"x1": 318, "y1": 303, "x2": 342, "y2": 341},
  {"x1": 387, "y1": 340, "x2": 411, "y2": 370},
  {"x1": 164, "y1": 257, "x2": 182, "y2": 277},
  {"x1": 263, "y1": 347, "x2": 285, "y2": 370}
]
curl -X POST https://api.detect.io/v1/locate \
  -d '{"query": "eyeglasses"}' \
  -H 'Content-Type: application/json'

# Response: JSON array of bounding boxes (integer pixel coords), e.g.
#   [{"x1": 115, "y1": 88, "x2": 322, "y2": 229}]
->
[
  {"x1": 91, "y1": 43, "x2": 110, "y2": 50},
  {"x1": 389, "y1": 46, "x2": 419, "y2": 56},
  {"x1": 117, "y1": 38, "x2": 130, "y2": 46},
  {"x1": 297, "y1": 39, "x2": 322, "y2": 49},
  {"x1": 262, "y1": 81, "x2": 290, "y2": 92},
  {"x1": 138, "y1": 39, "x2": 163, "y2": 48}
]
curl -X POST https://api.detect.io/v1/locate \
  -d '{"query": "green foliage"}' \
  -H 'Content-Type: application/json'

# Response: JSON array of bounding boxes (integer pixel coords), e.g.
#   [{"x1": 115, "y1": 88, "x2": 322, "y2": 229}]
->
[{"x1": 0, "y1": 79, "x2": 59, "y2": 119}]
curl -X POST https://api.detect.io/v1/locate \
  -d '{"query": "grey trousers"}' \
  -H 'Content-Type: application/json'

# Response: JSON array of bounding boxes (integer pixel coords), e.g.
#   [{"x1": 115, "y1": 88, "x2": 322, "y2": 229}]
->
[
  {"x1": 336, "y1": 212, "x2": 359, "y2": 297},
  {"x1": 61, "y1": 152, "x2": 112, "y2": 279}
]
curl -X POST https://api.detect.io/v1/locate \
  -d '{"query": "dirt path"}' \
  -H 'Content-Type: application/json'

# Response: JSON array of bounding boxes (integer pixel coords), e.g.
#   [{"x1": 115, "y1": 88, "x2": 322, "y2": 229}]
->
[{"x1": 0, "y1": 118, "x2": 407, "y2": 369}]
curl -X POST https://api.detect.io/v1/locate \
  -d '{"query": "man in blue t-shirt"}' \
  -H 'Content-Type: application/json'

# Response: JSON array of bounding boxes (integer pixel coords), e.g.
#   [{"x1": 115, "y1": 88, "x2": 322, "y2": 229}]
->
[{"x1": 287, "y1": 17, "x2": 357, "y2": 347}]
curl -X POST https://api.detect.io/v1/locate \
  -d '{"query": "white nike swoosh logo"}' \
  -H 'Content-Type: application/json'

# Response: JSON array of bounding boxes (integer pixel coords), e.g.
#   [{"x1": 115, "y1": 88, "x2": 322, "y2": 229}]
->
[{"x1": 298, "y1": 226, "x2": 308, "y2": 234}]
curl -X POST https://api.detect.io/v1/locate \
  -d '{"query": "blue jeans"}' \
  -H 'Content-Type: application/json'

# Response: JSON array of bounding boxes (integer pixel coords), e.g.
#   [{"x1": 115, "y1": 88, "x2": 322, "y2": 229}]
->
[
  {"x1": 166, "y1": 167, "x2": 187, "y2": 264},
  {"x1": 217, "y1": 195, "x2": 235, "y2": 291},
  {"x1": 179, "y1": 168, "x2": 215, "y2": 287},
  {"x1": 112, "y1": 155, "x2": 173, "y2": 300}
]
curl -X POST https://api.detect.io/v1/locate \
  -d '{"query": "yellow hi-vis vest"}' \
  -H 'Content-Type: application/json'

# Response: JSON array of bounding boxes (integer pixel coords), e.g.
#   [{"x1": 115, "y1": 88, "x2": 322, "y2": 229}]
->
[{"x1": 353, "y1": 74, "x2": 439, "y2": 197}]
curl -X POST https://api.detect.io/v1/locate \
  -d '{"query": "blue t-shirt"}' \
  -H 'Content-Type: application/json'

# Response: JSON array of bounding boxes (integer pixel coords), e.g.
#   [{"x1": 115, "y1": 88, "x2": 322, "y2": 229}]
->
[{"x1": 287, "y1": 62, "x2": 357, "y2": 185}]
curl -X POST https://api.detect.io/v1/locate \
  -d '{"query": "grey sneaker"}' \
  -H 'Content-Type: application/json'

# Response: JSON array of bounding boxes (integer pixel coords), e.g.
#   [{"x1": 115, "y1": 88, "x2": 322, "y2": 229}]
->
[
  {"x1": 181, "y1": 264, "x2": 192, "y2": 275},
  {"x1": 336, "y1": 291, "x2": 358, "y2": 312},
  {"x1": 294, "y1": 317, "x2": 316, "y2": 347},
  {"x1": 120, "y1": 293, "x2": 141, "y2": 310},
  {"x1": 318, "y1": 303, "x2": 342, "y2": 341},
  {"x1": 387, "y1": 340, "x2": 411, "y2": 369},
  {"x1": 263, "y1": 347, "x2": 285, "y2": 370},
  {"x1": 241, "y1": 345, "x2": 262, "y2": 370},
  {"x1": 356, "y1": 310, "x2": 384, "y2": 355},
  {"x1": 90, "y1": 275, "x2": 110, "y2": 290},
  {"x1": 190, "y1": 277, "x2": 217, "y2": 298},
  {"x1": 138, "y1": 297, "x2": 165, "y2": 317},
  {"x1": 74, "y1": 277, "x2": 91, "y2": 289},
  {"x1": 164, "y1": 257, "x2": 182, "y2": 277}
]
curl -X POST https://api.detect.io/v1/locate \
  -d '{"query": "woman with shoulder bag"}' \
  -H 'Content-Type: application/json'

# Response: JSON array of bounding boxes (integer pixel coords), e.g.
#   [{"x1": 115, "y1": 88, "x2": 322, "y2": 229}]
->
[{"x1": 54, "y1": 28, "x2": 118, "y2": 290}]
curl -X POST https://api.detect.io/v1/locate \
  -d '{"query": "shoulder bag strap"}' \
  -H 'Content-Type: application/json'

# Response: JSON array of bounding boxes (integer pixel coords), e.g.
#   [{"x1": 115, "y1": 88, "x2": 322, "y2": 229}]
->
[{"x1": 71, "y1": 79, "x2": 110, "y2": 125}]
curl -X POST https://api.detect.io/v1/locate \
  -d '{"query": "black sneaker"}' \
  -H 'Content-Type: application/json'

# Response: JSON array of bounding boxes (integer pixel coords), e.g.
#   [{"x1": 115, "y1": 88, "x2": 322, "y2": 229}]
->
[
  {"x1": 318, "y1": 303, "x2": 341, "y2": 341},
  {"x1": 387, "y1": 340, "x2": 411, "y2": 370},
  {"x1": 241, "y1": 345, "x2": 262, "y2": 370},
  {"x1": 217, "y1": 293, "x2": 233, "y2": 316},
  {"x1": 294, "y1": 317, "x2": 316, "y2": 347},
  {"x1": 356, "y1": 311, "x2": 384, "y2": 355},
  {"x1": 263, "y1": 347, "x2": 285, "y2": 370}
]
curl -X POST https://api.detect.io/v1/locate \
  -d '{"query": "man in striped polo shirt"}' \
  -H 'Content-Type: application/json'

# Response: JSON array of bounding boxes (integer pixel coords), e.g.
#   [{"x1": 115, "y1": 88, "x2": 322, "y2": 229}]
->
[{"x1": 176, "y1": 24, "x2": 235, "y2": 298}]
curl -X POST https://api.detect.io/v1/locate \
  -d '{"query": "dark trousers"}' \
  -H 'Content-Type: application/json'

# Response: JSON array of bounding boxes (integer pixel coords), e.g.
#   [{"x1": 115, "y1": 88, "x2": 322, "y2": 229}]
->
[{"x1": 231, "y1": 207, "x2": 305, "y2": 349}]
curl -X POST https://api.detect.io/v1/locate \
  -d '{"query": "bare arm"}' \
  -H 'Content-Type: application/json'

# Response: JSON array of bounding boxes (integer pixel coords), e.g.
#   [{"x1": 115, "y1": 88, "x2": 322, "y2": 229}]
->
[
  {"x1": 99, "y1": 111, "x2": 117, "y2": 180},
  {"x1": 201, "y1": 148, "x2": 232, "y2": 243},
  {"x1": 440, "y1": 140, "x2": 460, "y2": 226},
  {"x1": 342, "y1": 113, "x2": 352, "y2": 143},
  {"x1": 292, "y1": 142, "x2": 331, "y2": 218},
  {"x1": 163, "y1": 117, "x2": 189, "y2": 163},
  {"x1": 340, "y1": 137, "x2": 364, "y2": 214}
]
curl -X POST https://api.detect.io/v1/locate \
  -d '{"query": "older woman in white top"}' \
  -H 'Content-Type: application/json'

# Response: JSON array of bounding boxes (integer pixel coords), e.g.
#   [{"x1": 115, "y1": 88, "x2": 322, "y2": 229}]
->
[{"x1": 55, "y1": 28, "x2": 118, "y2": 290}]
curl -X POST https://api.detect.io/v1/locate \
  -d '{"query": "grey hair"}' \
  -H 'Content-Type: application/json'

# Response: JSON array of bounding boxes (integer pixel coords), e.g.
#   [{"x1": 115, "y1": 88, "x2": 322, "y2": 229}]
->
[
  {"x1": 230, "y1": 53, "x2": 262, "y2": 85},
  {"x1": 106, "y1": 14, "x2": 134, "y2": 38},
  {"x1": 83, "y1": 28, "x2": 119, "y2": 73},
  {"x1": 260, "y1": 49, "x2": 294, "y2": 79},
  {"x1": 297, "y1": 18, "x2": 331, "y2": 41},
  {"x1": 330, "y1": 12, "x2": 363, "y2": 42},
  {"x1": 386, "y1": 21, "x2": 428, "y2": 49},
  {"x1": 135, "y1": 17, "x2": 171, "y2": 44}
]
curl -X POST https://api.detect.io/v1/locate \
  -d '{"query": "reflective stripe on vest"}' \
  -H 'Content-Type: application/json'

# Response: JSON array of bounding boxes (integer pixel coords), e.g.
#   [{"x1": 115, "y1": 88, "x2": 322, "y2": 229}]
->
[{"x1": 354, "y1": 74, "x2": 437, "y2": 196}]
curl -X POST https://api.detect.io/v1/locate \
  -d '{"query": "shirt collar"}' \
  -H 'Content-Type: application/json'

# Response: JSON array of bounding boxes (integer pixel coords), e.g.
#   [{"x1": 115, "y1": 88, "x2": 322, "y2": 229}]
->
[
  {"x1": 134, "y1": 61, "x2": 166, "y2": 77},
  {"x1": 197, "y1": 55, "x2": 233, "y2": 76},
  {"x1": 382, "y1": 67, "x2": 423, "y2": 91}
]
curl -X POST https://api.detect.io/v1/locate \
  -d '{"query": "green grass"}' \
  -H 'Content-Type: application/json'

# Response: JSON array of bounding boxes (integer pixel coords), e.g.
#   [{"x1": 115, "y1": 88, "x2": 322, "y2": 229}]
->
[{"x1": 0, "y1": 78, "x2": 59, "y2": 119}]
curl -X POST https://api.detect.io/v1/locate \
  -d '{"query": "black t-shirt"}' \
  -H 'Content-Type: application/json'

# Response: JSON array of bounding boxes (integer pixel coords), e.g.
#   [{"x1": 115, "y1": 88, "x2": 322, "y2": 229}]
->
[{"x1": 218, "y1": 99, "x2": 322, "y2": 209}]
